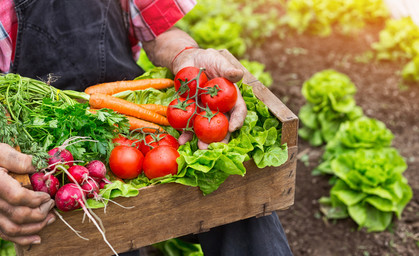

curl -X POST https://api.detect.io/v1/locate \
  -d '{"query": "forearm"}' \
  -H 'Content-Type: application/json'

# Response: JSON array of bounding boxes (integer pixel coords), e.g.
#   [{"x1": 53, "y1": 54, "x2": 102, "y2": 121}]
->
[{"x1": 142, "y1": 27, "x2": 198, "y2": 71}]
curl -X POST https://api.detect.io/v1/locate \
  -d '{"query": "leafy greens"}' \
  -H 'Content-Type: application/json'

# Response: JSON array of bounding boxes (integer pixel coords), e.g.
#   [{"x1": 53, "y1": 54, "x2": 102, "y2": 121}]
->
[
  {"x1": 319, "y1": 148, "x2": 412, "y2": 232},
  {"x1": 298, "y1": 69, "x2": 363, "y2": 146}
]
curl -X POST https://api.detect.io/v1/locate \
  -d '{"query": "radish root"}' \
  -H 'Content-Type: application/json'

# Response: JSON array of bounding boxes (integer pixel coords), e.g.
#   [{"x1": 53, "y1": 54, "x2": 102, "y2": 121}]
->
[
  {"x1": 80, "y1": 203, "x2": 119, "y2": 256},
  {"x1": 53, "y1": 209, "x2": 88, "y2": 241}
]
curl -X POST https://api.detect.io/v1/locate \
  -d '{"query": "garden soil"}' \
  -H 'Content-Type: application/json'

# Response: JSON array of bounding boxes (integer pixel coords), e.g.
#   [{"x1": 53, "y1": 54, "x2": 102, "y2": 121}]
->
[{"x1": 247, "y1": 23, "x2": 419, "y2": 256}]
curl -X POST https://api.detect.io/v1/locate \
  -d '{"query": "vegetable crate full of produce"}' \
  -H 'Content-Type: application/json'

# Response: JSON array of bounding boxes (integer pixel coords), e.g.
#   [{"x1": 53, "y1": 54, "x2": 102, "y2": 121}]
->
[{"x1": 14, "y1": 50, "x2": 298, "y2": 256}]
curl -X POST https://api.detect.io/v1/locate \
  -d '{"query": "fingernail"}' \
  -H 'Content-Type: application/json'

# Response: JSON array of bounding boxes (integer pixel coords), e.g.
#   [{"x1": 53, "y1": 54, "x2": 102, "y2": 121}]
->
[
  {"x1": 32, "y1": 239, "x2": 41, "y2": 245},
  {"x1": 47, "y1": 216, "x2": 56, "y2": 225}
]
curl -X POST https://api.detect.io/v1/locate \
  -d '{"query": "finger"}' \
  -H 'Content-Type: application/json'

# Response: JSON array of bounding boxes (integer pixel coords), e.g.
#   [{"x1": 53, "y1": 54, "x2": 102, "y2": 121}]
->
[
  {"x1": 0, "y1": 170, "x2": 51, "y2": 208},
  {"x1": 178, "y1": 131, "x2": 194, "y2": 145},
  {"x1": 191, "y1": 49, "x2": 242, "y2": 81},
  {"x1": 197, "y1": 132, "x2": 231, "y2": 150},
  {"x1": 228, "y1": 86, "x2": 247, "y2": 132},
  {"x1": 0, "y1": 212, "x2": 55, "y2": 240},
  {"x1": 197, "y1": 140, "x2": 209, "y2": 150},
  {"x1": 0, "y1": 143, "x2": 35, "y2": 174},
  {"x1": 220, "y1": 132, "x2": 231, "y2": 144},
  {"x1": 0, "y1": 230, "x2": 41, "y2": 246},
  {"x1": 0, "y1": 198, "x2": 55, "y2": 224}
]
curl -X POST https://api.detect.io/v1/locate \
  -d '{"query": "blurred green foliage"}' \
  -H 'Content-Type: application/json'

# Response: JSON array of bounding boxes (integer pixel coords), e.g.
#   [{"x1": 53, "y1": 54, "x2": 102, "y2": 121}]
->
[
  {"x1": 0, "y1": 239, "x2": 15, "y2": 256},
  {"x1": 280, "y1": 0, "x2": 389, "y2": 37},
  {"x1": 371, "y1": 17, "x2": 419, "y2": 82}
]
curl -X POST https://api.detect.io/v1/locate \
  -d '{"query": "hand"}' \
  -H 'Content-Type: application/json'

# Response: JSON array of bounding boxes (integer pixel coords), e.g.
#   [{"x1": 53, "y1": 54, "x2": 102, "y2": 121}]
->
[
  {"x1": 0, "y1": 143, "x2": 55, "y2": 245},
  {"x1": 173, "y1": 48, "x2": 248, "y2": 149}
]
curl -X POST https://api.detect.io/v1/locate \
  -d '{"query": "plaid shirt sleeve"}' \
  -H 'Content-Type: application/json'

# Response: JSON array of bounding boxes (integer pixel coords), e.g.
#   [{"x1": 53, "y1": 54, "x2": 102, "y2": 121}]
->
[
  {"x1": 128, "y1": 0, "x2": 196, "y2": 42},
  {"x1": 0, "y1": 0, "x2": 18, "y2": 73}
]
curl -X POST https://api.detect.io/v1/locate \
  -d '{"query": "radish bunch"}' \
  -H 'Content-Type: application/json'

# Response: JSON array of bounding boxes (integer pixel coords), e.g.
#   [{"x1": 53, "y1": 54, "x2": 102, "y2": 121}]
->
[
  {"x1": 29, "y1": 137, "x2": 119, "y2": 255},
  {"x1": 30, "y1": 149, "x2": 111, "y2": 208}
]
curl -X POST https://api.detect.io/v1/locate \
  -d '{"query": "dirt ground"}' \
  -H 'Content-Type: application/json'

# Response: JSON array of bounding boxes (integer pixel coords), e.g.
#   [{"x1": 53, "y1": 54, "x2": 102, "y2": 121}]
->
[{"x1": 247, "y1": 23, "x2": 419, "y2": 256}]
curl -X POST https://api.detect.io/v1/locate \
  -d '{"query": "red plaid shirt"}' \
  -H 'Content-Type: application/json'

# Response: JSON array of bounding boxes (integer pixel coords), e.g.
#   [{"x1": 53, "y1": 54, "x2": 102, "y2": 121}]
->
[{"x1": 0, "y1": 0, "x2": 196, "y2": 72}]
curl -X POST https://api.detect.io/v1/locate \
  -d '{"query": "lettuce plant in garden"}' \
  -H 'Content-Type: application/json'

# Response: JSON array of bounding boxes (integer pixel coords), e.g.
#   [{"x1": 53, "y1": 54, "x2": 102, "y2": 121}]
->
[
  {"x1": 280, "y1": 0, "x2": 389, "y2": 37},
  {"x1": 298, "y1": 69, "x2": 363, "y2": 146},
  {"x1": 370, "y1": 17, "x2": 419, "y2": 82},
  {"x1": 176, "y1": 0, "x2": 282, "y2": 53},
  {"x1": 319, "y1": 148, "x2": 412, "y2": 232},
  {"x1": 314, "y1": 117, "x2": 394, "y2": 176},
  {"x1": 188, "y1": 16, "x2": 246, "y2": 57}
]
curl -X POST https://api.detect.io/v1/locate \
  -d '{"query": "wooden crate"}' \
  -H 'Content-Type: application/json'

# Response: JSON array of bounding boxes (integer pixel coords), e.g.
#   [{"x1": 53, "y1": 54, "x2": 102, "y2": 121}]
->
[{"x1": 15, "y1": 50, "x2": 298, "y2": 256}]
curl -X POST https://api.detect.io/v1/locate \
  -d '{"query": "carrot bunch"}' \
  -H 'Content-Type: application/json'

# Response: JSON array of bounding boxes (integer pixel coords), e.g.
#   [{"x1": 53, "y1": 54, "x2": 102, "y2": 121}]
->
[{"x1": 85, "y1": 79, "x2": 173, "y2": 133}]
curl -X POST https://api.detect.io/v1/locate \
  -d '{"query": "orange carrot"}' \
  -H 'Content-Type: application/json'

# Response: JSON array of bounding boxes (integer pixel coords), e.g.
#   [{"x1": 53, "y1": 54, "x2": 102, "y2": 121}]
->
[
  {"x1": 138, "y1": 104, "x2": 168, "y2": 116},
  {"x1": 89, "y1": 93, "x2": 170, "y2": 126},
  {"x1": 85, "y1": 78, "x2": 174, "y2": 95},
  {"x1": 126, "y1": 116, "x2": 164, "y2": 133}
]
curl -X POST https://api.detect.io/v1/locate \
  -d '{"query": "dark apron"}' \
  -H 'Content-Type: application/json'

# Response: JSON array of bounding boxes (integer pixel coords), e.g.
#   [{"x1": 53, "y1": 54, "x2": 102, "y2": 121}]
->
[{"x1": 11, "y1": 0, "x2": 143, "y2": 91}]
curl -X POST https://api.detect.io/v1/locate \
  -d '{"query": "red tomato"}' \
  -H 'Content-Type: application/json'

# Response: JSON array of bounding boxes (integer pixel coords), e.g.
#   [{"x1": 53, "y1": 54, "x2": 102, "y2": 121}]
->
[
  {"x1": 167, "y1": 98, "x2": 197, "y2": 130},
  {"x1": 112, "y1": 135, "x2": 134, "y2": 147},
  {"x1": 109, "y1": 145, "x2": 144, "y2": 179},
  {"x1": 174, "y1": 66, "x2": 208, "y2": 98},
  {"x1": 200, "y1": 77, "x2": 238, "y2": 113},
  {"x1": 143, "y1": 146, "x2": 180, "y2": 179},
  {"x1": 193, "y1": 111, "x2": 229, "y2": 144},
  {"x1": 139, "y1": 133, "x2": 180, "y2": 155}
]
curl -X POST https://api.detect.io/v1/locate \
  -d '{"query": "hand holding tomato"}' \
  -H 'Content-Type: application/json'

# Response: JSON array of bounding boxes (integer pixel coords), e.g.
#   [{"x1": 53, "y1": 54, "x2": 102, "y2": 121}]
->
[
  {"x1": 171, "y1": 48, "x2": 248, "y2": 149},
  {"x1": 177, "y1": 81, "x2": 247, "y2": 149}
]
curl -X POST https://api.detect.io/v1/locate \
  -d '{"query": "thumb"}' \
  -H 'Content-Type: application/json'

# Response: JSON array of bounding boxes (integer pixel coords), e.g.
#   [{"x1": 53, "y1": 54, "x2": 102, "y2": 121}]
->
[{"x1": 222, "y1": 68, "x2": 244, "y2": 83}]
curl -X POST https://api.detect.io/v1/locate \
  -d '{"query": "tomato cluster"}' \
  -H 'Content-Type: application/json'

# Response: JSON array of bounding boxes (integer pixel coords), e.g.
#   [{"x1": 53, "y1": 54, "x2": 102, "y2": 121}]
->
[
  {"x1": 168, "y1": 67, "x2": 238, "y2": 144},
  {"x1": 109, "y1": 133, "x2": 179, "y2": 180}
]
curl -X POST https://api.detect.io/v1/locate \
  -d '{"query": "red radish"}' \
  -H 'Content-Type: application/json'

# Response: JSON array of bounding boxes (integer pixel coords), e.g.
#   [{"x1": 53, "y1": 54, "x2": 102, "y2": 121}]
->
[
  {"x1": 99, "y1": 179, "x2": 111, "y2": 189},
  {"x1": 81, "y1": 179, "x2": 100, "y2": 199},
  {"x1": 55, "y1": 183, "x2": 83, "y2": 211},
  {"x1": 67, "y1": 165, "x2": 89, "y2": 184},
  {"x1": 85, "y1": 160, "x2": 112, "y2": 186},
  {"x1": 30, "y1": 172, "x2": 60, "y2": 197},
  {"x1": 48, "y1": 147, "x2": 74, "y2": 168},
  {"x1": 47, "y1": 136, "x2": 98, "y2": 170},
  {"x1": 85, "y1": 160, "x2": 107, "y2": 180}
]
